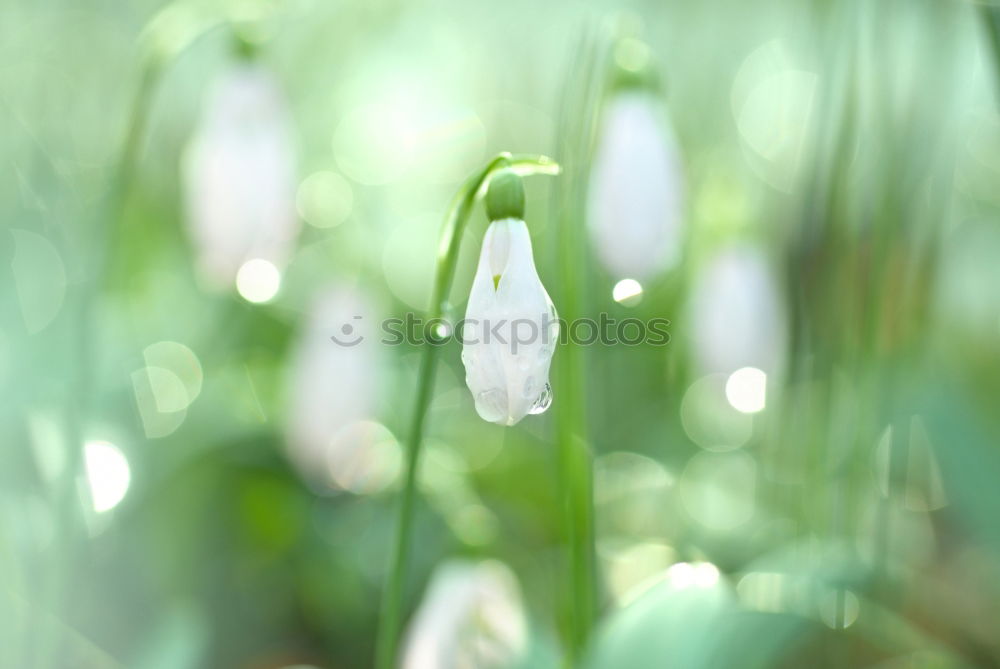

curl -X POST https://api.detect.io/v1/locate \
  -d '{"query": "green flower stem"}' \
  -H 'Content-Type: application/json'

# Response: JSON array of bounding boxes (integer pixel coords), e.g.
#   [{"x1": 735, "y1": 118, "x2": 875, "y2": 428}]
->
[
  {"x1": 375, "y1": 153, "x2": 559, "y2": 669},
  {"x1": 549, "y1": 27, "x2": 603, "y2": 664},
  {"x1": 552, "y1": 183, "x2": 597, "y2": 663}
]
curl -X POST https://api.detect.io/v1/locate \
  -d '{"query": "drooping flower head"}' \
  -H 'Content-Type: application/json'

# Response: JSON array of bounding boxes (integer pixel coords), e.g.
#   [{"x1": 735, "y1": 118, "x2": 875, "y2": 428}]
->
[
  {"x1": 401, "y1": 560, "x2": 528, "y2": 669},
  {"x1": 182, "y1": 61, "x2": 299, "y2": 291},
  {"x1": 461, "y1": 170, "x2": 557, "y2": 426},
  {"x1": 689, "y1": 244, "x2": 787, "y2": 378},
  {"x1": 284, "y1": 285, "x2": 392, "y2": 493},
  {"x1": 588, "y1": 42, "x2": 685, "y2": 281}
]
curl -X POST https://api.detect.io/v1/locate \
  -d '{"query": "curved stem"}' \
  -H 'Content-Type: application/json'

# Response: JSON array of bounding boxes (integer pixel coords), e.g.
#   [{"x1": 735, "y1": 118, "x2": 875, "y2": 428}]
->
[{"x1": 375, "y1": 153, "x2": 559, "y2": 669}]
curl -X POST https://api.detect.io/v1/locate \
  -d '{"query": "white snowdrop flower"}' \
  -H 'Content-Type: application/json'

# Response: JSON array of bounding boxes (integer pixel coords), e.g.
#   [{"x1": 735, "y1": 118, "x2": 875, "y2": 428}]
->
[
  {"x1": 689, "y1": 244, "x2": 787, "y2": 378},
  {"x1": 587, "y1": 89, "x2": 685, "y2": 281},
  {"x1": 183, "y1": 63, "x2": 299, "y2": 290},
  {"x1": 402, "y1": 560, "x2": 528, "y2": 669},
  {"x1": 284, "y1": 285, "x2": 392, "y2": 493},
  {"x1": 461, "y1": 171, "x2": 557, "y2": 426}
]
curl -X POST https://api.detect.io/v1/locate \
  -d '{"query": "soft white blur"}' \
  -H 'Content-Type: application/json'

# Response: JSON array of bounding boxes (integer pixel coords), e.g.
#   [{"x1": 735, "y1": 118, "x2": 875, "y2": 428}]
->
[
  {"x1": 402, "y1": 560, "x2": 527, "y2": 669},
  {"x1": 612, "y1": 278, "x2": 644, "y2": 306},
  {"x1": 236, "y1": 257, "x2": 281, "y2": 303},
  {"x1": 588, "y1": 90, "x2": 685, "y2": 281},
  {"x1": 84, "y1": 441, "x2": 131, "y2": 513},
  {"x1": 182, "y1": 63, "x2": 299, "y2": 290},
  {"x1": 688, "y1": 245, "x2": 787, "y2": 378},
  {"x1": 284, "y1": 285, "x2": 390, "y2": 492},
  {"x1": 725, "y1": 367, "x2": 767, "y2": 414}
]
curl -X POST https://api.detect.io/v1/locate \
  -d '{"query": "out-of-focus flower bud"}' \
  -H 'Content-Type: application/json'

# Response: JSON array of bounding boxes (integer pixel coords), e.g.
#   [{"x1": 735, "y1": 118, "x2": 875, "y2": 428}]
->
[
  {"x1": 182, "y1": 63, "x2": 299, "y2": 292},
  {"x1": 402, "y1": 560, "x2": 527, "y2": 669},
  {"x1": 284, "y1": 285, "x2": 396, "y2": 494},
  {"x1": 588, "y1": 88, "x2": 685, "y2": 281},
  {"x1": 688, "y1": 244, "x2": 787, "y2": 378}
]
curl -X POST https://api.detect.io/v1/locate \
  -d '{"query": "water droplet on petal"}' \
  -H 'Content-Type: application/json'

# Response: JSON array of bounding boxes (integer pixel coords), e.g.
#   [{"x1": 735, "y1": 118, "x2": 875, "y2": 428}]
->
[
  {"x1": 528, "y1": 383, "x2": 552, "y2": 415},
  {"x1": 517, "y1": 357, "x2": 530, "y2": 372}
]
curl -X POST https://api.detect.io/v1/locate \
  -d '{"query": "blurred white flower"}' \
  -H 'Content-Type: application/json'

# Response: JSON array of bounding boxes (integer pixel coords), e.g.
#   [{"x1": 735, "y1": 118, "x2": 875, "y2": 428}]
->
[
  {"x1": 284, "y1": 286, "x2": 394, "y2": 493},
  {"x1": 462, "y1": 217, "x2": 557, "y2": 426},
  {"x1": 587, "y1": 90, "x2": 685, "y2": 281},
  {"x1": 402, "y1": 560, "x2": 527, "y2": 669},
  {"x1": 183, "y1": 63, "x2": 299, "y2": 289},
  {"x1": 689, "y1": 245, "x2": 787, "y2": 377}
]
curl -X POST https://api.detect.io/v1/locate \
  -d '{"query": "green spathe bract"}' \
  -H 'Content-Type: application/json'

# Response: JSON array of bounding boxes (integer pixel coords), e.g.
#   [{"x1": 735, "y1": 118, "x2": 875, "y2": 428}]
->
[{"x1": 485, "y1": 169, "x2": 527, "y2": 222}]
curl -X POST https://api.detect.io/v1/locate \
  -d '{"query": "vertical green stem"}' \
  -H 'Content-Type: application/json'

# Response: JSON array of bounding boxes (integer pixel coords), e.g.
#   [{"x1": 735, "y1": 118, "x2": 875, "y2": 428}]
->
[
  {"x1": 551, "y1": 107, "x2": 597, "y2": 657},
  {"x1": 548, "y1": 27, "x2": 603, "y2": 664},
  {"x1": 374, "y1": 153, "x2": 559, "y2": 669},
  {"x1": 552, "y1": 332, "x2": 596, "y2": 662}
]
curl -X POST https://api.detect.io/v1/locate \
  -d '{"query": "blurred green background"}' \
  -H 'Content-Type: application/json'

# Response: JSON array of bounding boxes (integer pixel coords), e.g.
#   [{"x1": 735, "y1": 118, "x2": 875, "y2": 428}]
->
[{"x1": 4, "y1": 0, "x2": 1000, "y2": 667}]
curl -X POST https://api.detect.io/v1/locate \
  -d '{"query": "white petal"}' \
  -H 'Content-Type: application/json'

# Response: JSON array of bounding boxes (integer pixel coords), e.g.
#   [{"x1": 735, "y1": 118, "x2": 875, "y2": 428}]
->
[
  {"x1": 588, "y1": 91, "x2": 684, "y2": 280},
  {"x1": 462, "y1": 219, "x2": 556, "y2": 425}
]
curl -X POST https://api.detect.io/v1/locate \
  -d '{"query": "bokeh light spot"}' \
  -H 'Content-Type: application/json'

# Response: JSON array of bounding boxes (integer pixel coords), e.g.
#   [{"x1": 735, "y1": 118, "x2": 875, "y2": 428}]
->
[
  {"x1": 819, "y1": 589, "x2": 860, "y2": 629},
  {"x1": 725, "y1": 367, "x2": 767, "y2": 413},
  {"x1": 333, "y1": 103, "x2": 414, "y2": 185},
  {"x1": 612, "y1": 278, "x2": 644, "y2": 306},
  {"x1": 614, "y1": 38, "x2": 651, "y2": 73},
  {"x1": 679, "y1": 451, "x2": 756, "y2": 530},
  {"x1": 144, "y1": 341, "x2": 203, "y2": 409},
  {"x1": 731, "y1": 40, "x2": 817, "y2": 192},
  {"x1": 666, "y1": 561, "x2": 721, "y2": 590},
  {"x1": 450, "y1": 504, "x2": 499, "y2": 547},
  {"x1": 84, "y1": 441, "x2": 130, "y2": 513},
  {"x1": 327, "y1": 421, "x2": 402, "y2": 495},
  {"x1": 680, "y1": 374, "x2": 753, "y2": 451},
  {"x1": 131, "y1": 367, "x2": 187, "y2": 438},
  {"x1": 10, "y1": 229, "x2": 67, "y2": 333},
  {"x1": 604, "y1": 542, "x2": 676, "y2": 605},
  {"x1": 296, "y1": 170, "x2": 353, "y2": 228},
  {"x1": 236, "y1": 258, "x2": 281, "y2": 303}
]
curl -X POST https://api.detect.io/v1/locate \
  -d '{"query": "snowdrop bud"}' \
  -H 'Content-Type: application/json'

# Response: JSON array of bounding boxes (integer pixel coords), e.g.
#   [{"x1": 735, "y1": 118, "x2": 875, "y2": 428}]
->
[
  {"x1": 182, "y1": 63, "x2": 299, "y2": 290},
  {"x1": 402, "y1": 560, "x2": 528, "y2": 669},
  {"x1": 689, "y1": 245, "x2": 787, "y2": 377},
  {"x1": 587, "y1": 89, "x2": 685, "y2": 280},
  {"x1": 462, "y1": 172, "x2": 557, "y2": 426}
]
